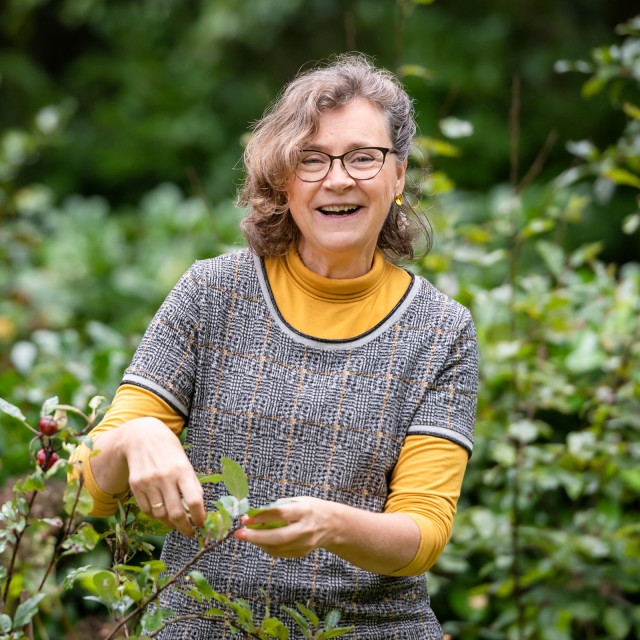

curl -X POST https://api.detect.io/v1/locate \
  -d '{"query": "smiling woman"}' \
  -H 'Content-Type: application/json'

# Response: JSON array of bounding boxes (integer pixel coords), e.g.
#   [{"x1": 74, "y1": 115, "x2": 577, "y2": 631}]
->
[{"x1": 70, "y1": 53, "x2": 478, "y2": 639}]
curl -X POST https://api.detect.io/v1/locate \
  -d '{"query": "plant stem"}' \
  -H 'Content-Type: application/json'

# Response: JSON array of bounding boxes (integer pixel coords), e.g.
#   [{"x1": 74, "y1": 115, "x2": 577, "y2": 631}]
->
[
  {"x1": 508, "y1": 73, "x2": 525, "y2": 640},
  {"x1": 38, "y1": 477, "x2": 85, "y2": 591},
  {"x1": 104, "y1": 527, "x2": 241, "y2": 640},
  {"x1": 2, "y1": 489, "x2": 38, "y2": 606}
]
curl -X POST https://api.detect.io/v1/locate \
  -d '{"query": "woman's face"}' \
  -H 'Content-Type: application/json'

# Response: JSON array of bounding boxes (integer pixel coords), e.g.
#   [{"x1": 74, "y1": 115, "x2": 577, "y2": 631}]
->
[{"x1": 286, "y1": 99, "x2": 406, "y2": 278}]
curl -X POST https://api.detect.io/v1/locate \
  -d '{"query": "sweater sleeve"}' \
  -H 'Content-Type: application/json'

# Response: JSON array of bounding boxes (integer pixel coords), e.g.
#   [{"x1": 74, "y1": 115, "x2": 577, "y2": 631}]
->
[
  {"x1": 69, "y1": 384, "x2": 185, "y2": 517},
  {"x1": 384, "y1": 434, "x2": 468, "y2": 576}
]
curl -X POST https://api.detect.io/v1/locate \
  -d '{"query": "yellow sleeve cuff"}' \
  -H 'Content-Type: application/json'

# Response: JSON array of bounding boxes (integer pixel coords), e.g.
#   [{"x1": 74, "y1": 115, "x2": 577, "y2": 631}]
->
[
  {"x1": 67, "y1": 383, "x2": 185, "y2": 517},
  {"x1": 69, "y1": 441, "x2": 130, "y2": 517}
]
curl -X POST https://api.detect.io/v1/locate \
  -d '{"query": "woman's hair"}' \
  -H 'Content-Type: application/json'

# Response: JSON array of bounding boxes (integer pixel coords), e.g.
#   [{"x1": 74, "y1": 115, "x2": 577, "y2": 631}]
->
[{"x1": 237, "y1": 53, "x2": 431, "y2": 261}]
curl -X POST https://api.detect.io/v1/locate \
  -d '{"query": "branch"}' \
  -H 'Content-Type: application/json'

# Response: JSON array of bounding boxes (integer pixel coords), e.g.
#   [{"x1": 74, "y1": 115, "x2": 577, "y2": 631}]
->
[
  {"x1": 2, "y1": 490, "x2": 39, "y2": 606},
  {"x1": 104, "y1": 526, "x2": 241, "y2": 640},
  {"x1": 509, "y1": 75, "x2": 521, "y2": 187},
  {"x1": 516, "y1": 130, "x2": 558, "y2": 194},
  {"x1": 38, "y1": 476, "x2": 85, "y2": 591}
]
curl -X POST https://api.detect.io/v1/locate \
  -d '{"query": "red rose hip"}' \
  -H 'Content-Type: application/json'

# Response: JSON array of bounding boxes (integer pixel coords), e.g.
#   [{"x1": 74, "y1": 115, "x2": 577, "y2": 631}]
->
[
  {"x1": 38, "y1": 415, "x2": 58, "y2": 436},
  {"x1": 37, "y1": 449, "x2": 59, "y2": 470}
]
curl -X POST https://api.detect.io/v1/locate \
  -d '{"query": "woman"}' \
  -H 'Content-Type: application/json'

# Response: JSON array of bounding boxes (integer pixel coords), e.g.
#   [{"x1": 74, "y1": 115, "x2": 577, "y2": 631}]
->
[{"x1": 72, "y1": 54, "x2": 478, "y2": 639}]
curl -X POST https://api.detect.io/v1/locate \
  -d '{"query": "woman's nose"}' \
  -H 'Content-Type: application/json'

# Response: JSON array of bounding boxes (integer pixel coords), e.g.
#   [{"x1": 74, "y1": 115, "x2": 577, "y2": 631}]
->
[{"x1": 323, "y1": 158, "x2": 356, "y2": 189}]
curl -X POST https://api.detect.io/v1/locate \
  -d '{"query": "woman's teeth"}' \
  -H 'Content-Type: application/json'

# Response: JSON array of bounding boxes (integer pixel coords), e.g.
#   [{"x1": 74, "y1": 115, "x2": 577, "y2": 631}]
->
[{"x1": 319, "y1": 205, "x2": 361, "y2": 217}]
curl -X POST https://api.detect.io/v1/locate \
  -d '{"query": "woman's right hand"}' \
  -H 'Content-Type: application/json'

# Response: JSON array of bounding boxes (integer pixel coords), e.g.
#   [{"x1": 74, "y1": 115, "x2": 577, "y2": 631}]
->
[{"x1": 92, "y1": 417, "x2": 205, "y2": 537}]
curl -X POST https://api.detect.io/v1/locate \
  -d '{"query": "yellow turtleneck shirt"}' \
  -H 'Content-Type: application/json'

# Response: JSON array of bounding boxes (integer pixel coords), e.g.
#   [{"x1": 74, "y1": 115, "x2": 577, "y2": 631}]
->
[{"x1": 73, "y1": 249, "x2": 469, "y2": 576}]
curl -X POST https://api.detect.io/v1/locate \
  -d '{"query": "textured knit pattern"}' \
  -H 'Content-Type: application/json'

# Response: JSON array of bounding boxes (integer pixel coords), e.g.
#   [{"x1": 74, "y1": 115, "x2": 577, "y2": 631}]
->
[{"x1": 122, "y1": 248, "x2": 478, "y2": 640}]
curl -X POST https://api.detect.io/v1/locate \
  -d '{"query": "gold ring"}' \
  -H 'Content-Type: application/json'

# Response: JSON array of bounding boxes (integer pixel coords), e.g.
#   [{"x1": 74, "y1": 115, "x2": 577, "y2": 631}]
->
[{"x1": 151, "y1": 502, "x2": 164, "y2": 509}]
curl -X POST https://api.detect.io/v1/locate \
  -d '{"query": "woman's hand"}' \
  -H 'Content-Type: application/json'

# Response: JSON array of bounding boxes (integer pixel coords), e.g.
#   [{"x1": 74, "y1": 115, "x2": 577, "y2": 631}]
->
[
  {"x1": 234, "y1": 497, "x2": 334, "y2": 558},
  {"x1": 234, "y1": 496, "x2": 421, "y2": 575},
  {"x1": 92, "y1": 417, "x2": 205, "y2": 537}
]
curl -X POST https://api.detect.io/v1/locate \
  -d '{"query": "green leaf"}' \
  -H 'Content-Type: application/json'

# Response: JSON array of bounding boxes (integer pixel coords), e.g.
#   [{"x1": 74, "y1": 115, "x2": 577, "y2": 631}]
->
[
  {"x1": 64, "y1": 480, "x2": 94, "y2": 515},
  {"x1": 188, "y1": 570, "x2": 215, "y2": 599},
  {"x1": 204, "y1": 607, "x2": 225, "y2": 616},
  {"x1": 324, "y1": 609, "x2": 341, "y2": 630},
  {"x1": 0, "y1": 397, "x2": 26, "y2": 423},
  {"x1": 623, "y1": 101, "x2": 640, "y2": 120},
  {"x1": 74, "y1": 523, "x2": 101, "y2": 550},
  {"x1": 282, "y1": 605, "x2": 310, "y2": 632},
  {"x1": 603, "y1": 607, "x2": 631, "y2": 639},
  {"x1": 247, "y1": 499, "x2": 292, "y2": 529},
  {"x1": 141, "y1": 560, "x2": 166, "y2": 577},
  {"x1": 603, "y1": 167, "x2": 640, "y2": 189},
  {"x1": 297, "y1": 603, "x2": 319, "y2": 627},
  {"x1": 12, "y1": 593, "x2": 46, "y2": 628},
  {"x1": 622, "y1": 212, "x2": 640, "y2": 234},
  {"x1": 63, "y1": 565, "x2": 93, "y2": 590},
  {"x1": 262, "y1": 617, "x2": 289, "y2": 639},
  {"x1": 221, "y1": 457, "x2": 249, "y2": 500},
  {"x1": 20, "y1": 473, "x2": 45, "y2": 492},
  {"x1": 325, "y1": 626, "x2": 354, "y2": 638},
  {"x1": 396, "y1": 64, "x2": 432, "y2": 80},
  {"x1": 88, "y1": 395, "x2": 106, "y2": 411},
  {"x1": 565, "y1": 331, "x2": 606, "y2": 373},
  {"x1": 204, "y1": 507, "x2": 232, "y2": 539},
  {"x1": 536, "y1": 240, "x2": 565, "y2": 278},
  {"x1": 141, "y1": 607, "x2": 174, "y2": 632},
  {"x1": 41, "y1": 396, "x2": 59, "y2": 416},
  {"x1": 197, "y1": 473, "x2": 223, "y2": 484},
  {"x1": 415, "y1": 136, "x2": 461, "y2": 158},
  {"x1": 439, "y1": 116, "x2": 473, "y2": 139},
  {"x1": 92, "y1": 570, "x2": 117, "y2": 603},
  {"x1": 0, "y1": 614, "x2": 11, "y2": 633}
]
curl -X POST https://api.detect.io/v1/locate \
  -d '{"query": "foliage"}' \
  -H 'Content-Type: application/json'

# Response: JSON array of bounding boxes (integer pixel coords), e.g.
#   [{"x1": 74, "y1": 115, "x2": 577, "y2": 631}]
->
[
  {"x1": 1, "y1": 4, "x2": 640, "y2": 640},
  {"x1": 417, "y1": 16, "x2": 640, "y2": 640},
  {"x1": 0, "y1": 397, "x2": 351, "y2": 639}
]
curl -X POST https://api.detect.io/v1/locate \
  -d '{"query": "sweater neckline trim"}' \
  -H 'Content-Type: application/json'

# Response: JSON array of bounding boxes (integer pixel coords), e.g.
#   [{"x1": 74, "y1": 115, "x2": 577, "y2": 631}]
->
[{"x1": 253, "y1": 252, "x2": 419, "y2": 350}]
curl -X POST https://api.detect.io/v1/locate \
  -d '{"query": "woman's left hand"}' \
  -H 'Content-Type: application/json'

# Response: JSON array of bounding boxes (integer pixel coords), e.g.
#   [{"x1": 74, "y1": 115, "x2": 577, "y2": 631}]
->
[{"x1": 235, "y1": 497, "x2": 335, "y2": 558}]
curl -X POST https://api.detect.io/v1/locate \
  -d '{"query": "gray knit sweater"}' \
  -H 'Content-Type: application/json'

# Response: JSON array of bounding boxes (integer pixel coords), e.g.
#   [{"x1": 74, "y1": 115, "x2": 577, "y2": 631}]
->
[{"x1": 122, "y1": 249, "x2": 478, "y2": 640}]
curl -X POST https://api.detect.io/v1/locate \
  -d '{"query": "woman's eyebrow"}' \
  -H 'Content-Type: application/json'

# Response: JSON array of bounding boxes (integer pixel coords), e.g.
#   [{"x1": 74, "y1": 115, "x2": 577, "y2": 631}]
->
[{"x1": 303, "y1": 141, "x2": 377, "y2": 152}]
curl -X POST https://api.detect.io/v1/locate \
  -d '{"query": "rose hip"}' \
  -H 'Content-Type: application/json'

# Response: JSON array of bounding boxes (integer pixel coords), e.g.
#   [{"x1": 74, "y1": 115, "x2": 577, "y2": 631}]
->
[
  {"x1": 37, "y1": 449, "x2": 59, "y2": 470},
  {"x1": 38, "y1": 415, "x2": 59, "y2": 436}
]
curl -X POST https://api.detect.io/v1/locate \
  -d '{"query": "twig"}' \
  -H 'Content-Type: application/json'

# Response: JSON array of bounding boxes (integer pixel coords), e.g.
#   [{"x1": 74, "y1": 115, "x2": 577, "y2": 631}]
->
[
  {"x1": 38, "y1": 476, "x2": 85, "y2": 591},
  {"x1": 509, "y1": 75, "x2": 520, "y2": 187},
  {"x1": 2, "y1": 489, "x2": 39, "y2": 606},
  {"x1": 51, "y1": 404, "x2": 90, "y2": 423},
  {"x1": 508, "y1": 73, "x2": 525, "y2": 640},
  {"x1": 104, "y1": 526, "x2": 241, "y2": 640},
  {"x1": 516, "y1": 130, "x2": 558, "y2": 194},
  {"x1": 344, "y1": 1, "x2": 356, "y2": 51}
]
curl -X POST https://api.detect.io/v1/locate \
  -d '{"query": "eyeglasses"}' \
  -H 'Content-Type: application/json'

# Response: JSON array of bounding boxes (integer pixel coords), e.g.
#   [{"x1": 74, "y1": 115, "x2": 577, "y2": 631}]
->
[{"x1": 295, "y1": 146, "x2": 396, "y2": 182}]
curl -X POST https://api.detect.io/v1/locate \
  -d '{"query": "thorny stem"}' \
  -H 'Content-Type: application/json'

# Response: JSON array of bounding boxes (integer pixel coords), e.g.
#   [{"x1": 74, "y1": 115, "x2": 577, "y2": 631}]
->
[
  {"x1": 2, "y1": 489, "x2": 39, "y2": 606},
  {"x1": 38, "y1": 476, "x2": 85, "y2": 591},
  {"x1": 104, "y1": 526, "x2": 242, "y2": 640}
]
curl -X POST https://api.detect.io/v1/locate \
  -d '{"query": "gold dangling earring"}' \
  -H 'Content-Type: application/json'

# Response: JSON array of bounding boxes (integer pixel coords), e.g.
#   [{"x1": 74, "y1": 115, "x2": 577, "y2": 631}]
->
[{"x1": 394, "y1": 193, "x2": 403, "y2": 206}]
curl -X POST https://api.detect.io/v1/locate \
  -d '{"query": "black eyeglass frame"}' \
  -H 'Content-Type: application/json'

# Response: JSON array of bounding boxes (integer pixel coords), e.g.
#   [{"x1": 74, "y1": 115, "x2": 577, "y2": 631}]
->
[{"x1": 295, "y1": 146, "x2": 397, "y2": 182}]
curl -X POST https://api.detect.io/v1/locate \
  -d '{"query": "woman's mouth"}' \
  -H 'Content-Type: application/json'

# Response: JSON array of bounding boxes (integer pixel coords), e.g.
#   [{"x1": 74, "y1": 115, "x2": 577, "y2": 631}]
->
[{"x1": 318, "y1": 205, "x2": 362, "y2": 217}]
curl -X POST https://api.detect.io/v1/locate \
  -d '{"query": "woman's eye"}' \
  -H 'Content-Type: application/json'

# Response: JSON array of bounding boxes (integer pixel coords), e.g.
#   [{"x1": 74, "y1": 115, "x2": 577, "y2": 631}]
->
[
  {"x1": 301, "y1": 156, "x2": 325, "y2": 165},
  {"x1": 351, "y1": 154, "x2": 375, "y2": 164}
]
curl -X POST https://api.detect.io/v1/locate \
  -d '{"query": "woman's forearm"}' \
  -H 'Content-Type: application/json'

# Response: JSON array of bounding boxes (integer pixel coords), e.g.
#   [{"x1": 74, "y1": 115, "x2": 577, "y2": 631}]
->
[{"x1": 323, "y1": 502, "x2": 421, "y2": 575}]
